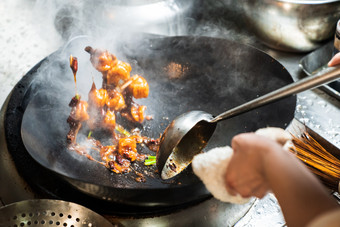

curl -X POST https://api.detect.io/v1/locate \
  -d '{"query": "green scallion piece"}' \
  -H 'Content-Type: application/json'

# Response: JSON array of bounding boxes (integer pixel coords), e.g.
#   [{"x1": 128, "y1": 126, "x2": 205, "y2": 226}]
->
[
  {"x1": 88, "y1": 131, "x2": 92, "y2": 138},
  {"x1": 144, "y1": 159, "x2": 156, "y2": 165},
  {"x1": 115, "y1": 125, "x2": 131, "y2": 137}
]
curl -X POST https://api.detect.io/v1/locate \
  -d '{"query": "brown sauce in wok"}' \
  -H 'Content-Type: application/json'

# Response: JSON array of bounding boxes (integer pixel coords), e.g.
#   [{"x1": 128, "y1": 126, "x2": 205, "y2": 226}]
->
[{"x1": 66, "y1": 47, "x2": 160, "y2": 179}]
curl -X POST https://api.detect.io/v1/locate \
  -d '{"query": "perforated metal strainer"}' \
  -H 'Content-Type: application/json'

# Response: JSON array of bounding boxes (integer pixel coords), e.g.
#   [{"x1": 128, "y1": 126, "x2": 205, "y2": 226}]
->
[{"x1": 0, "y1": 199, "x2": 119, "y2": 227}]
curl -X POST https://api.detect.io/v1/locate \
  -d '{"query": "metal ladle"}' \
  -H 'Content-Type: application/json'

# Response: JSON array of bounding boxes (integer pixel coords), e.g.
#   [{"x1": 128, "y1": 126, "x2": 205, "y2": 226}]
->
[{"x1": 156, "y1": 66, "x2": 340, "y2": 180}]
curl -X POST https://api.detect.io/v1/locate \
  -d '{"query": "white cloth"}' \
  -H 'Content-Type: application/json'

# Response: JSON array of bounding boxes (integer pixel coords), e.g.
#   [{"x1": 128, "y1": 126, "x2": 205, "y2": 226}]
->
[
  {"x1": 192, "y1": 127, "x2": 292, "y2": 204},
  {"x1": 192, "y1": 146, "x2": 250, "y2": 204}
]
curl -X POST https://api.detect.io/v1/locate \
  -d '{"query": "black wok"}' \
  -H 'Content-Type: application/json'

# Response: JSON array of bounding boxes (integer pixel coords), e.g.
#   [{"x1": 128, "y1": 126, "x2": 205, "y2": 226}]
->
[{"x1": 21, "y1": 36, "x2": 296, "y2": 206}]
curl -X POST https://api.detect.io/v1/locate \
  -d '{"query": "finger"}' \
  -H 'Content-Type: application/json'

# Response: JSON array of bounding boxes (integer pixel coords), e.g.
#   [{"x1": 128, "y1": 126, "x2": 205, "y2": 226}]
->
[
  {"x1": 235, "y1": 183, "x2": 255, "y2": 198},
  {"x1": 231, "y1": 177, "x2": 268, "y2": 198},
  {"x1": 225, "y1": 174, "x2": 238, "y2": 196},
  {"x1": 231, "y1": 133, "x2": 260, "y2": 152},
  {"x1": 231, "y1": 133, "x2": 250, "y2": 151},
  {"x1": 328, "y1": 52, "x2": 340, "y2": 67},
  {"x1": 240, "y1": 183, "x2": 269, "y2": 199},
  {"x1": 225, "y1": 172, "x2": 252, "y2": 197},
  {"x1": 252, "y1": 183, "x2": 270, "y2": 199}
]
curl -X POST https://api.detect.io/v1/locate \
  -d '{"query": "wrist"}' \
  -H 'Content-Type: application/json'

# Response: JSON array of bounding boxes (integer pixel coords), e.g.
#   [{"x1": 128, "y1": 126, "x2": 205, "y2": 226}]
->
[{"x1": 262, "y1": 142, "x2": 291, "y2": 183}]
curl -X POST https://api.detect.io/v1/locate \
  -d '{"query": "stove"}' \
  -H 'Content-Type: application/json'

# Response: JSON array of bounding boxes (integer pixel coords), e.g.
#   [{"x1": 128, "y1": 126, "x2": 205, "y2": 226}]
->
[
  {"x1": 0, "y1": 77, "x2": 257, "y2": 225},
  {"x1": 2, "y1": 0, "x2": 340, "y2": 226},
  {"x1": 0, "y1": 1, "x2": 261, "y2": 226},
  {"x1": 0, "y1": 52, "x2": 255, "y2": 218}
]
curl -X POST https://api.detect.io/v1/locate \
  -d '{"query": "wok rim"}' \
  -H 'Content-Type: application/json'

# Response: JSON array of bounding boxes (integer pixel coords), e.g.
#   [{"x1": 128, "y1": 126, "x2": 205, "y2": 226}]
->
[{"x1": 17, "y1": 35, "x2": 297, "y2": 205}]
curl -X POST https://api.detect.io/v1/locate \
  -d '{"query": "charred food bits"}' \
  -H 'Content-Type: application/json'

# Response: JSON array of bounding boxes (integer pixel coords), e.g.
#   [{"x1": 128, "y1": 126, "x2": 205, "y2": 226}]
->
[{"x1": 66, "y1": 47, "x2": 159, "y2": 176}]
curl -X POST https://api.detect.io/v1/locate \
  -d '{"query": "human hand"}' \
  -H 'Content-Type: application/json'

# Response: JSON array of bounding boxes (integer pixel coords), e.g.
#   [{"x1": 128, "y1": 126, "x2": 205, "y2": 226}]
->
[
  {"x1": 224, "y1": 132, "x2": 339, "y2": 227},
  {"x1": 328, "y1": 52, "x2": 340, "y2": 67},
  {"x1": 224, "y1": 133, "x2": 284, "y2": 199}
]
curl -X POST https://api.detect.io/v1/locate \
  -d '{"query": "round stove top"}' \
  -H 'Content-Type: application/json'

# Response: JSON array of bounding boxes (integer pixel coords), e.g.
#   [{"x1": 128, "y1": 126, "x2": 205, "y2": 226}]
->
[{"x1": 0, "y1": 42, "x2": 257, "y2": 226}]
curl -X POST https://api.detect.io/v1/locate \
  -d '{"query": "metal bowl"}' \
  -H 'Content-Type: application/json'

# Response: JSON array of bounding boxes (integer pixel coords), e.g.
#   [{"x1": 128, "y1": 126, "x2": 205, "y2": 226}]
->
[
  {"x1": 238, "y1": 0, "x2": 340, "y2": 52},
  {"x1": 54, "y1": 0, "x2": 197, "y2": 40}
]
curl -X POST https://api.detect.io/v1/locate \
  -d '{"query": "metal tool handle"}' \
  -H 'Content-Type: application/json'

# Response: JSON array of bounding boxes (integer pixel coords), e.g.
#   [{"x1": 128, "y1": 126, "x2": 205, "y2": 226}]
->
[{"x1": 210, "y1": 66, "x2": 340, "y2": 123}]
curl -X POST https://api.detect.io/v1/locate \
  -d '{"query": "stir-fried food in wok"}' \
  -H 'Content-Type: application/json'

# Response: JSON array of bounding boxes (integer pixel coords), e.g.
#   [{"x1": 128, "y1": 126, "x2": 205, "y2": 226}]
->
[{"x1": 66, "y1": 47, "x2": 159, "y2": 177}]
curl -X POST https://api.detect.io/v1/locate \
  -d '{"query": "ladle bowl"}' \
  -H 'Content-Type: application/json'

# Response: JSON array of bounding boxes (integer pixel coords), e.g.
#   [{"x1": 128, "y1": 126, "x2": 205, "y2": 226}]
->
[
  {"x1": 156, "y1": 111, "x2": 217, "y2": 180},
  {"x1": 157, "y1": 66, "x2": 340, "y2": 180}
]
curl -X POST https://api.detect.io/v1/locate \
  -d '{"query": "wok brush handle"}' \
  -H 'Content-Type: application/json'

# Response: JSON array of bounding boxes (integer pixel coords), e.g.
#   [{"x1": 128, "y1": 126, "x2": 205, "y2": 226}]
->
[{"x1": 211, "y1": 66, "x2": 340, "y2": 123}]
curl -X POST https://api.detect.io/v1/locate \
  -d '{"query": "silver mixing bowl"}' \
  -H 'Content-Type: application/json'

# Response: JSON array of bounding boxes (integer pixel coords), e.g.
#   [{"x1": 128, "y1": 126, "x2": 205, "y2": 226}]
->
[{"x1": 238, "y1": 0, "x2": 340, "y2": 52}]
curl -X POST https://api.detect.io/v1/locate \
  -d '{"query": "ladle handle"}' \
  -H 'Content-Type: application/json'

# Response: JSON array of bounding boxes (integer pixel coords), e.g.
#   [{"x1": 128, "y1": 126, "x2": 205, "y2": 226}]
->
[{"x1": 210, "y1": 66, "x2": 340, "y2": 123}]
